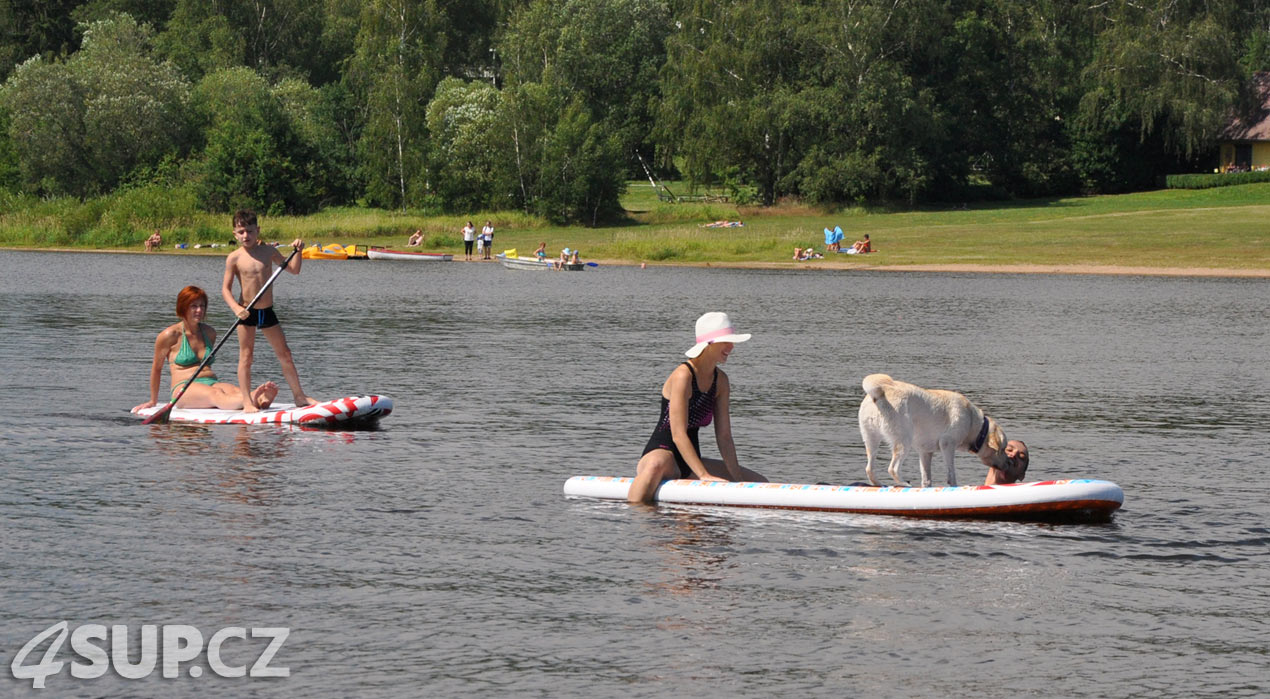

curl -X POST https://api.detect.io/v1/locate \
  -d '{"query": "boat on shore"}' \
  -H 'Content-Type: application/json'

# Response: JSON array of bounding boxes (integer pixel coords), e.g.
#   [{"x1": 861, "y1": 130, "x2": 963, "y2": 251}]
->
[
  {"x1": 367, "y1": 247, "x2": 453, "y2": 261},
  {"x1": 563, "y1": 476, "x2": 1124, "y2": 524},
  {"x1": 302, "y1": 243, "x2": 351, "y2": 260}
]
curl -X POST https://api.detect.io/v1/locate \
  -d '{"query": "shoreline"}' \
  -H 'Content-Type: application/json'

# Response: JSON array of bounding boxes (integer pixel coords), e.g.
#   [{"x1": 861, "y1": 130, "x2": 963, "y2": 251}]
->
[
  {"x1": 654, "y1": 260, "x2": 1270, "y2": 278},
  {"x1": 5, "y1": 246, "x2": 1268, "y2": 278}
]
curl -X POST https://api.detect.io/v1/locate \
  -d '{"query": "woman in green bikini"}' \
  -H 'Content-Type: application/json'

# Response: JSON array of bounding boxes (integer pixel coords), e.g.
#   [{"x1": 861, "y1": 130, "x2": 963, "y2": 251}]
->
[{"x1": 132, "y1": 286, "x2": 278, "y2": 413}]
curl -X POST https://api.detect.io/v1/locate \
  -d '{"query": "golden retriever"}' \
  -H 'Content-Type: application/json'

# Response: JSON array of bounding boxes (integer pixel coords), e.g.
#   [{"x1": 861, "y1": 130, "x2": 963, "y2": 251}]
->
[{"x1": 857, "y1": 374, "x2": 1025, "y2": 487}]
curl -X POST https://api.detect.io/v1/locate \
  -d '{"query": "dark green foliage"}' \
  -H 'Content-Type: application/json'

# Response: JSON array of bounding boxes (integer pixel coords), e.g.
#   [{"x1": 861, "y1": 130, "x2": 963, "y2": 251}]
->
[
  {"x1": 534, "y1": 99, "x2": 625, "y2": 225},
  {"x1": 0, "y1": 0, "x2": 82, "y2": 82},
  {"x1": 425, "y1": 78, "x2": 512, "y2": 212},
  {"x1": 191, "y1": 67, "x2": 346, "y2": 214},
  {"x1": 0, "y1": 13, "x2": 190, "y2": 197},
  {"x1": 0, "y1": 105, "x2": 19, "y2": 192},
  {"x1": 1166, "y1": 171, "x2": 1270, "y2": 189},
  {"x1": 0, "y1": 1, "x2": 1265, "y2": 214}
]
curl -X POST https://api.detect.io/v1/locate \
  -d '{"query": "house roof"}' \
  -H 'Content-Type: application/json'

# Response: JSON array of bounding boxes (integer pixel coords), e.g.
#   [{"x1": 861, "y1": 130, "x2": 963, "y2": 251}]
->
[{"x1": 1222, "y1": 72, "x2": 1270, "y2": 141}]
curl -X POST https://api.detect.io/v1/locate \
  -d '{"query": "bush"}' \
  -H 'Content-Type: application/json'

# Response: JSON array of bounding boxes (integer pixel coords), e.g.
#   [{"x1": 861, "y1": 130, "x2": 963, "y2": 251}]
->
[
  {"x1": 1165, "y1": 171, "x2": 1270, "y2": 189},
  {"x1": 100, "y1": 184, "x2": 199, "y2": 241}
]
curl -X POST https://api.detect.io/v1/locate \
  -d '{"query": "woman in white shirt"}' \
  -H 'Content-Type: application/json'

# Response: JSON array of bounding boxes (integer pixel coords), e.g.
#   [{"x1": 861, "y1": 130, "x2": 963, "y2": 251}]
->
[{"x1": 461, "y1": 221, "x2": 475, "y2": 260}]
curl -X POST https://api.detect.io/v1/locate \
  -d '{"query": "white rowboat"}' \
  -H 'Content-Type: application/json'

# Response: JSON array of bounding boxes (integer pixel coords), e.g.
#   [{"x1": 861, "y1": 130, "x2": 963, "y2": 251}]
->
[
  {"x1": 496, "y1": 253, "x2": 584, "y2": 271},
  {"x1": 367, "y1": 248, "x2": 453, "y2": 261}
]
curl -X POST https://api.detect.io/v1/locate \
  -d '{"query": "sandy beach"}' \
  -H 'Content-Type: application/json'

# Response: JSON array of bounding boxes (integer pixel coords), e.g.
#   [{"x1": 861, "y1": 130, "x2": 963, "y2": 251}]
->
[
  {"x1": 11, "y1": 247, "x2": 1270, "y2": 278},
  {"x1": 609, "y1": 259, "x2": 1270, "y2": 278}
]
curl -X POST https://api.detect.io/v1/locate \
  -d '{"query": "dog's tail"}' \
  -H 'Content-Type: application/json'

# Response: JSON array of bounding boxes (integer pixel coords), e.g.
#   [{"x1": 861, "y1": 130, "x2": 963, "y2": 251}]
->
[{"x1": 862, "y1": 374, "x2": 893, "y2": 404}]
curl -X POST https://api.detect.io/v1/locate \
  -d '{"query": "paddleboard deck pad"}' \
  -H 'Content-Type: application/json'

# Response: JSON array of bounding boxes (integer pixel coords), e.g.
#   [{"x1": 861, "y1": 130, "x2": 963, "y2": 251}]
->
[
  {"x1": 134, "y1": 395, "x2": 391, "y2": 428},
  {"x1": 564, "y1": 476, "x2": 1123, "y2": 523}
]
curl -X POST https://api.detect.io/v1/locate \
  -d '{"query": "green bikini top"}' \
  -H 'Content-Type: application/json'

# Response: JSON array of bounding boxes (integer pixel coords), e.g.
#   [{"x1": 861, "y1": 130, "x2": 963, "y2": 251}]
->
[{"x1": 173, "y1": 325, "x2": 214, "y2": 368}]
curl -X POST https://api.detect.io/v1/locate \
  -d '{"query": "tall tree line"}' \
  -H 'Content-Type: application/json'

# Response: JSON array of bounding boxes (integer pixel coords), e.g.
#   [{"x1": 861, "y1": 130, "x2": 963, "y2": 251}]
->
[{"x1": 2, "y1": 0, "x2": 1268, "y2": 222}]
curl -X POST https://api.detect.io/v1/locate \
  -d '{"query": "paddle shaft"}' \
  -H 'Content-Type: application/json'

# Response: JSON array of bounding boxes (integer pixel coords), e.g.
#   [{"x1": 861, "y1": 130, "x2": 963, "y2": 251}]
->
[{"x1": 143, "y1": 246, "x2": 299, "y2": 424}]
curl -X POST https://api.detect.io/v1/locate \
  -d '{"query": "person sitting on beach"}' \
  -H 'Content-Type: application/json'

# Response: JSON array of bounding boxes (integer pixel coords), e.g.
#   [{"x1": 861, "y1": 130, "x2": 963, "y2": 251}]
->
[
  {"x1": 629, "y1": 312, "x2": 769, "y2": 503},
  {"x1": 407, "y1": 229, "x2": 424, "y2": 246},
  {"x1": 793, "y1": 247, "x2": 803, "y2": 261},
  {"x1": 535, "y1": 242, "x2": 547, "y2": 260},
  {"x1": 569, "y1": 249, "x2": 581, "y2": 266},
  {"x1": 144, "y1": 231, "x2": 162, "y2": 252},
  {"x1": 556, "y1": 248, "x2": 572, "y2": 270},
  {"x1": 132, "y1": 285, "x2": 278, "y2": 414},
  {"x1": 850, "y1": 234, "x2": 873, "y2": 254}
]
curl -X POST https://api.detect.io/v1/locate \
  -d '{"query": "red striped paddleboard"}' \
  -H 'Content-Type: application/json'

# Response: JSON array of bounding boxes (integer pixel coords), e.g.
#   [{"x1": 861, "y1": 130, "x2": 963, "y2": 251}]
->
[{"x1": 132, "y1": 395, "x2": 392, "y2": 428}]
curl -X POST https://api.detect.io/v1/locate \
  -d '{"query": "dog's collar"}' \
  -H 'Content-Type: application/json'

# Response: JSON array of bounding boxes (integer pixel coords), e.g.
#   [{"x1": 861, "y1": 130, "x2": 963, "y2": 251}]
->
[{"x1": 969, "y1": 416, "x2": 990, "y2": 453}]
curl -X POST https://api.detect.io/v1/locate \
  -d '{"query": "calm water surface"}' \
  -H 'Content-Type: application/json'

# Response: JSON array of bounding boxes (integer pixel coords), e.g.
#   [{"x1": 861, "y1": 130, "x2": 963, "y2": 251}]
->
[{"x1": 1, "y1": 250, "x2": 1267, "y2": 697}]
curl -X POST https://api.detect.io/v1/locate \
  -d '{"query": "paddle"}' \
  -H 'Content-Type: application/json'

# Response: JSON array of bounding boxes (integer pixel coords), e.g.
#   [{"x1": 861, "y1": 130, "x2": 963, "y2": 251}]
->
[
  {"x1": 143, "y1": 246, "x2": 300, "y2": 425},
  {"x1": 585, "y1": 262, "x2": 599, "y2": 267}
]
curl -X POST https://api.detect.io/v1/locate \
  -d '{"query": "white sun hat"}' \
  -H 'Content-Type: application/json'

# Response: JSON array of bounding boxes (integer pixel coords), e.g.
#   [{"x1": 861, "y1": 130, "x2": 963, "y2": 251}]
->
[{"x1": 685, "y1": 312, "x2": 751, "y2": 358}]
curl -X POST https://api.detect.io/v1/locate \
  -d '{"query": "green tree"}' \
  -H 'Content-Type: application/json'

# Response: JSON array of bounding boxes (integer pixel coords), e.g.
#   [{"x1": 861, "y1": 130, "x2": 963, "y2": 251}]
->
[
  {"x1": 659, "y1": 0, "x2": 840, "y2": 204},
  {"x1": 154, "y1": 0, "x2": 245, "y2": 80},
  {"x1": 500, "y1": 0, "x2": 671, "y2": 175},
  {"x1": 71, "y1": 0, "x2": 177, "y2": 28},
  {"x1": 345, "y1": 0, "x2": 445, "y2": 209},
  {"x1": 536, "y1": 98, "x2": 624, "y2": 225},
  {"x1": 0, "y1": 0, "x2": 81, "y2": 83},
  {"x1": 0, "y1": 13, "x2": 190, "y2": 196},
  {"x1": 492, "y1": 0, "x2": 663, "y2": 220},
  {"x1": 1080, "y1": 0, "x2": 1243, "y2": 159},
  {"x1": 425, "y1": 77, "x2": 513, "y2": 211},
  {"x1": 0, "y1": 103, "x2": 20, "y2": 192},
  {"x1": 191, "y1": 66, "x2": 344, "y2": 212}
]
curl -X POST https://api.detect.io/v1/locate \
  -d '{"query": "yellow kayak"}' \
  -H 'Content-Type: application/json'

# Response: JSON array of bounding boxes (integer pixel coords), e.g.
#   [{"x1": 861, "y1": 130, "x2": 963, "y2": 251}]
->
[{"x1": 302, "y1": 243, "x2": 349, "y2": 260}]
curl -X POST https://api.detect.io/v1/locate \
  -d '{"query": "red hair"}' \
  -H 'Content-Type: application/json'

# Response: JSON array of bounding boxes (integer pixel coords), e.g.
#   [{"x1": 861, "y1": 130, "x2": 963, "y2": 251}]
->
[{"x1": 176, "y1": 285, "x2": 208, "y2": 317}]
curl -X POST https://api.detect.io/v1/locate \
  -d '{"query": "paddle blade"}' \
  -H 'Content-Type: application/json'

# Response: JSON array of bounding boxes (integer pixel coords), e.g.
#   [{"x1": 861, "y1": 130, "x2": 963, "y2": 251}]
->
[
  {"x1": 586, "y1": 262, "x2": 599, "y2": 267},
  {"x1": 141, "y1": 402, "x2": 174, "y2": 425}
]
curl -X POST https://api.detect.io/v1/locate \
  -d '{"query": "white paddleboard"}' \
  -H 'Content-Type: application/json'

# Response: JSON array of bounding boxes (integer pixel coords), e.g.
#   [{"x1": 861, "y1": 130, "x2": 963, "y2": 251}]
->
[{"x1": 564, "y1": 476, "x2": 1124, "y2": 523}]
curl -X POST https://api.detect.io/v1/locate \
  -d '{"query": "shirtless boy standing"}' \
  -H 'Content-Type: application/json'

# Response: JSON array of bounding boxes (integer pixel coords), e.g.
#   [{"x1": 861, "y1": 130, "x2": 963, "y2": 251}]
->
[{"x1": 222, "y1": 209, "x2": 318, "y2": 411}]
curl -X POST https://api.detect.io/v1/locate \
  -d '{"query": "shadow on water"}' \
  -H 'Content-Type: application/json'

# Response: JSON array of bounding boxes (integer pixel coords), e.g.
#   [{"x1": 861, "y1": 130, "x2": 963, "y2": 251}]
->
[{"x1": 635, "y1": 508, "x2": 739, "y2": 598}]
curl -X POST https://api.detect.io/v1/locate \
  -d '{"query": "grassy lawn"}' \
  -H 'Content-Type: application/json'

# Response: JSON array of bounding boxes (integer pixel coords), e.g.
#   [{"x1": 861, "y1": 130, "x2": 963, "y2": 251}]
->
[{"x1": 3, "y1": 181, "x2": 1269, "y2": 271}]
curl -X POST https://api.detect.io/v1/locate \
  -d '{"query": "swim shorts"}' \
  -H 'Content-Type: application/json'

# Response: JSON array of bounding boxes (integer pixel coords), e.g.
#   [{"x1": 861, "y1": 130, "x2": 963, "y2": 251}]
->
[{"x1": 239, "y1": 307, "x2": 280, "y2": 328}]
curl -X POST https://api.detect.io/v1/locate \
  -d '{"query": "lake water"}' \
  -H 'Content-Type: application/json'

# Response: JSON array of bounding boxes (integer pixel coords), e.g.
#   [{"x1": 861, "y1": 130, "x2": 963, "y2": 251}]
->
[{"x1": 1, "y1": 249, "x2": 1267, "y2": 697}]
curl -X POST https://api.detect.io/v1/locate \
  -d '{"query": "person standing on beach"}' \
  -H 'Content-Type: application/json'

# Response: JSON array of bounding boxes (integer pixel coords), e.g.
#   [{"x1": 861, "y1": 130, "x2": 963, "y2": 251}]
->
[
  {"x1": 221, "y1": 209, "x2": 317, "y2": 412},
  {"x1": 482, "y1": 220, "x2": 495, "y2": 259},
  {"x1": 462, "y1": 221, "x2": 476, "y2": 260}
]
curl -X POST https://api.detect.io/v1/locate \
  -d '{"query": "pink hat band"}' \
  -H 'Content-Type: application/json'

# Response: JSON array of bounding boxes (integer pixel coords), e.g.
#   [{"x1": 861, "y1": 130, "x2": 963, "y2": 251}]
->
[
  {"x1": 685, "y1": 312, "x2": 751, "y2": 357},
  {"x1": 696, "y1": 326, "x2": 738, "y2": 344}
]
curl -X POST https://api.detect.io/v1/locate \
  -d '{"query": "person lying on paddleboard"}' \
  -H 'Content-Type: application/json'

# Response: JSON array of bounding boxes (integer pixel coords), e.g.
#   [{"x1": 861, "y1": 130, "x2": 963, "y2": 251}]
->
[
  {"x1": 629, "y1": 312, "x2": 768, "y2": 503},
  {"x1": 132, "y1": 286, "x2": 278, "y2": 413}
]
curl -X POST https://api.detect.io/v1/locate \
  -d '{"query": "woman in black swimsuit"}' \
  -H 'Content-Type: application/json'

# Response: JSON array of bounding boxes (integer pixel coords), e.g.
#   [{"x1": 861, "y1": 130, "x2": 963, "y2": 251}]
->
[{"x1": 629, "y1": 312, "x2": 768, "y2": 503}]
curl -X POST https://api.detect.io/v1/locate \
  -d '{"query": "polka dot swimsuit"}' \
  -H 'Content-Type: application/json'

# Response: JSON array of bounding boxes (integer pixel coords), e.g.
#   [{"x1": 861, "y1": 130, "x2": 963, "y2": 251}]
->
[{"x1": 642, "y1": 362, "x2": 718, "y2": 478}]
